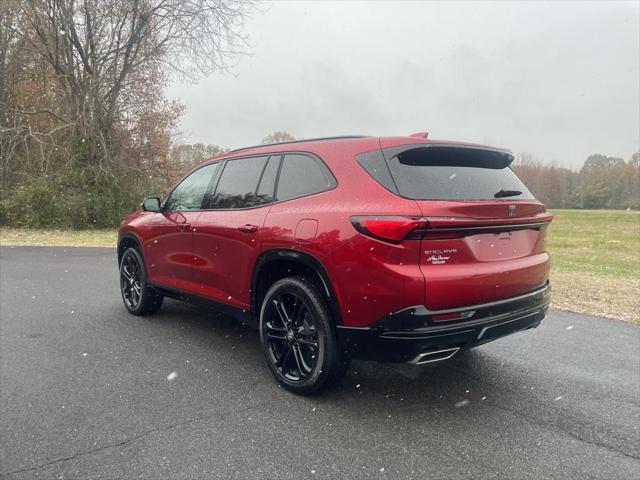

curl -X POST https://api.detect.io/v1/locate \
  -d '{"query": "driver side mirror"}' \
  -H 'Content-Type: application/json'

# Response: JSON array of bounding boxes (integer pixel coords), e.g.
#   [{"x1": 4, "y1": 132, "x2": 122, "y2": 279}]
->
[{"x1": 141, "y1": 196, "x2": 162, "y2": 212}]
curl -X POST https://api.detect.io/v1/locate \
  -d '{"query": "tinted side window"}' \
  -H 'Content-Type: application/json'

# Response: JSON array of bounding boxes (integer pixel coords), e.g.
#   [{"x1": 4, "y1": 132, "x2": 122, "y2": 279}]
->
[
  {"x1": 209, "y1": 156, "x2": 269, "y2": 209},
  {"x1": 276, "y1": 154, "x2": 335, "y2": 201},
  {"x1": 165, "y1": 162, "x2": 219, "y2": 211},
  {"x1": 357, "y1": 149, "x2": 398, "y2": 193},
  {"x1": 254, "y1": 155, "x2": 281, "y2": 206}
]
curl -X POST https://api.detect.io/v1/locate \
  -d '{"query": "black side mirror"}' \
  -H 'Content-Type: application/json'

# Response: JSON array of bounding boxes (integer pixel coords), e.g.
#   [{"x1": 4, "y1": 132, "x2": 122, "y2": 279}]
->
[{"x1": 141, "y1": 196, "x2": 162, "y2": 212}]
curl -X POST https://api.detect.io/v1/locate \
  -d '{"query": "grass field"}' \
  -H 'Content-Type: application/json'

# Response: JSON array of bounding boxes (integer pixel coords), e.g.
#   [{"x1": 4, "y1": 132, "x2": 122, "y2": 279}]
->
[
  {"x1": 1, "y1": 209, "x2": 639, "y2": 323},
  {"x1": 546, "y1": 209, "x2": 639, "y2": 323}
]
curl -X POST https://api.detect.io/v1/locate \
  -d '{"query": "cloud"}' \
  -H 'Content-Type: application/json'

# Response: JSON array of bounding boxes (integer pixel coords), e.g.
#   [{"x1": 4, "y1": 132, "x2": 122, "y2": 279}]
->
[{"x1": 168, "y1": 1, "x2": 639, "y2": 167}]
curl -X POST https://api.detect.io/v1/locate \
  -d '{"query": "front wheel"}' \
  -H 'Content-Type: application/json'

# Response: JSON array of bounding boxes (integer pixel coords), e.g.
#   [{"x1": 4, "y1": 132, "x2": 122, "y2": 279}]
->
[
  {"x1": 259, "y1": 275, "x2": 350, "y2": 395},
  {"x1": 119, "y1": 247, "x2": 163, "y2": 315}
]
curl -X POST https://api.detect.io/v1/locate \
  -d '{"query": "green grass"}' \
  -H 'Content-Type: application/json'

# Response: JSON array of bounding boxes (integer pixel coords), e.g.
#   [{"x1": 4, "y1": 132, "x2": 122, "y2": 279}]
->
[
  {"x1": 1, "y1": 209, "x2": 639, "y2": 322},
  {"x1": 547, "y1": 209, "x2": 639, "y2": 323},
  {"x1": 548, "y1": 209, "x2": 639, "y2": 279}
]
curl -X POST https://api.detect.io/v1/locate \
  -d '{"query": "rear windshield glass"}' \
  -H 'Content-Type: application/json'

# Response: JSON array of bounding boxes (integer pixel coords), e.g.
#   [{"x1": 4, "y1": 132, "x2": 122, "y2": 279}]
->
[{"x1": 379, "y1": 146, "x2": 533, "y2": 200}]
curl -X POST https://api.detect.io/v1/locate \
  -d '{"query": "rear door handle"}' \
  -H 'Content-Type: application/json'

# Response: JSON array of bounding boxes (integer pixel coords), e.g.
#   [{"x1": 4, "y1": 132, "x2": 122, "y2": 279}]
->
[
  {"x1": 177, "y1": 223, "x2": 191, "y2": 231},
  {"x1": 238, "y1": 224, "x2": 258, "y2": 233}
]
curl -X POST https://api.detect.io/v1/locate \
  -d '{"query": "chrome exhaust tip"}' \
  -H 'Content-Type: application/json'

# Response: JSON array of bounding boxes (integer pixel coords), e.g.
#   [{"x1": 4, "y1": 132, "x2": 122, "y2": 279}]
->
[{"x1": 410, "y1": 347, "x2": 461, "y2": 365}]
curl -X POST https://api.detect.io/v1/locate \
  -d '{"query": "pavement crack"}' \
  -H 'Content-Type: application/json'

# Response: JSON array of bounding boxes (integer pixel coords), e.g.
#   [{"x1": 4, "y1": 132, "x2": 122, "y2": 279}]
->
[
  {"x1": 2, "y1": 401, "x2": 267, "y2": 477},
  {"x1": 444, "y1": 361, "x2": 640, "y2": 462},
  {"x1": 484, "y1": 399, "x2": 640, "y2": 462}
]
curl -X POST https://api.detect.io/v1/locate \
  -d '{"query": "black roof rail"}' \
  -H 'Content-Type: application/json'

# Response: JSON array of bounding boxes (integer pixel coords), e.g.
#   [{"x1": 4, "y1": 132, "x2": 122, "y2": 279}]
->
[{"x1": 228, "y1": 135, "x2": 370, "y2": 153}]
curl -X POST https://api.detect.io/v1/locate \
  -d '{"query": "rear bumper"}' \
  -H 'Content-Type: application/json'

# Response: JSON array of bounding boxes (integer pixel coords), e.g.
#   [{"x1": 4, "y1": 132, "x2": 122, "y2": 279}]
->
[{"x1": 336, "y1": 282, "x2": 550, "y2": 363}]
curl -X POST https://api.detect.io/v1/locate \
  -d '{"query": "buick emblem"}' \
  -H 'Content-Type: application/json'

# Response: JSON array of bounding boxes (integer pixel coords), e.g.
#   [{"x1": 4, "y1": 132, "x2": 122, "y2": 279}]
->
[{"x1": 508, "y1": 204, "x2": 516, "y2": 217}]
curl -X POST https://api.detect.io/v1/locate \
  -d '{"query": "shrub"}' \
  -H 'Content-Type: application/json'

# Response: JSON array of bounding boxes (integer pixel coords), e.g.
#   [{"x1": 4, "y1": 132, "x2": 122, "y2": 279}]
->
[{"x1": 0, "y1": 167, "x2": 164, "y2": 229}]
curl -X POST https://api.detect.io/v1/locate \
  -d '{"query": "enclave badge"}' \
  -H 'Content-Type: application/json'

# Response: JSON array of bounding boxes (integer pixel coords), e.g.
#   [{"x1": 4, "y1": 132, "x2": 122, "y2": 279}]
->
[{"x1": 508, "y1": 204, "x2": 516, "y2": 217}]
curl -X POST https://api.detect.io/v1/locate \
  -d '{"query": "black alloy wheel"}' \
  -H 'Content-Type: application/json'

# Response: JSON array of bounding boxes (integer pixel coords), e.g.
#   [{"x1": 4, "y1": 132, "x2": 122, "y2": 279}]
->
[
  {"x1": 121, "y1": 250, "x2": 142, "y2": 309},
  {"x1": 119, "y1": 247, "x2": 163, "y2": 315},
  {"x1": 264, "y1": 291, "x2": 320, "y2": 382},
  {"x1": 260, "y1": 276, "x2": 350, "y2": 395}
]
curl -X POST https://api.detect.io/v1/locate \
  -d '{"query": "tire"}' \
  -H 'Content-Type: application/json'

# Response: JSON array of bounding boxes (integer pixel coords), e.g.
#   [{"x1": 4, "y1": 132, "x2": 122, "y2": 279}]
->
[
  {"x1": 259, "y1": 275, "x2": 350, "y2": 395},
  {"x1": 119, "y1": 247, "x2": 163, "y2": 316}
]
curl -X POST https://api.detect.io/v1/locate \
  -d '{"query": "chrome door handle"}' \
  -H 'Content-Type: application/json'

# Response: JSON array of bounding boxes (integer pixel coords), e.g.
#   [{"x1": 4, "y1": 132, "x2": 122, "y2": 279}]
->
[{"x1": 238, "y1": 224, "x2": 258, "y2": 233}]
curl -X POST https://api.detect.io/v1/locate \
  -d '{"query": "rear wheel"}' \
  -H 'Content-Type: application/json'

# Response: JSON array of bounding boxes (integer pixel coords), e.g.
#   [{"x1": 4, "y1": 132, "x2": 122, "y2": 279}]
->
[
  {"x1": 260, "y1": 276, "x2": 350, "y2": 395},
  {"x1": 119, "y1": 247, "x2": 163, "y2": 315}
]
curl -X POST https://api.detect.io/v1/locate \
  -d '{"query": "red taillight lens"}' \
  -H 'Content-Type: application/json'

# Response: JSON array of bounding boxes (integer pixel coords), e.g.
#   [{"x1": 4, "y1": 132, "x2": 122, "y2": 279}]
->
[{"x1": 350, "y1": 216, "x2": 428, "y2": 244}]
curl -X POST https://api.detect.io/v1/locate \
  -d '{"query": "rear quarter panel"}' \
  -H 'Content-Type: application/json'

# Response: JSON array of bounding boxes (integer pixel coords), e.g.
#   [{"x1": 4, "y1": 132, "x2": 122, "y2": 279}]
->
[{"x1": 262, "y1": 140, "x2": 426, "y2": 327}]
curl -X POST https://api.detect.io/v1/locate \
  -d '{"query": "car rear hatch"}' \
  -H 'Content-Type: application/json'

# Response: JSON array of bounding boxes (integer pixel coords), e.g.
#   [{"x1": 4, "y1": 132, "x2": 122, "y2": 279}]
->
[
  {"x1": 367, "y1": 142, "x2": 552, "y2": 313},
  {"x1": 416, "y1": 200, "x2": 550, "y2": 312}
]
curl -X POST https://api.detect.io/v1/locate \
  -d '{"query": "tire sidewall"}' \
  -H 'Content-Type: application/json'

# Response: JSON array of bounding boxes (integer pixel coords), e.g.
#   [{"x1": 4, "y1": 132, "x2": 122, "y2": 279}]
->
[
  {"x1": 119, "y1": 247, "x2": 150, "y2": 315},
  {"x1": 259, "y1": 277, "x2": 338, "y2": 394}
]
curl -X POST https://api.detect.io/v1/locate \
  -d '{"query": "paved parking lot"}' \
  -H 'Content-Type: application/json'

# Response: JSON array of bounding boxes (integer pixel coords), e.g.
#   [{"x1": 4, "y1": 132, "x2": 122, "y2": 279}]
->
[{"x1": 1, "y1": 247, "x2": 639, "y2": 479}]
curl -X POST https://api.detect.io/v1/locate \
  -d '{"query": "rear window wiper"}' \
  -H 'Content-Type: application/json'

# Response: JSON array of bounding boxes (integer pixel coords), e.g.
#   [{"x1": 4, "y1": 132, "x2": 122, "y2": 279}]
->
[{"x1": 494, "y1": 189, "x2": 522, "y2": 198}]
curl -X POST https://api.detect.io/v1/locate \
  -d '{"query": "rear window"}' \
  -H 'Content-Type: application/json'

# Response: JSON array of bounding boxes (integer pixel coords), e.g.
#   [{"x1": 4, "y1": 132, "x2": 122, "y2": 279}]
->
[{"x1": 359, "y1": 145, "x2": 534, "y2": 200}]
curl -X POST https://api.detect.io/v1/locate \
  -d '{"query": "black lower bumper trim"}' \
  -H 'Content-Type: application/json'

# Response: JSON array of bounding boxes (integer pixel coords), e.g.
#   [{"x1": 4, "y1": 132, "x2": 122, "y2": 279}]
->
[{"x1": 336, "y1": 287, "x2": 550, "y2": 363}]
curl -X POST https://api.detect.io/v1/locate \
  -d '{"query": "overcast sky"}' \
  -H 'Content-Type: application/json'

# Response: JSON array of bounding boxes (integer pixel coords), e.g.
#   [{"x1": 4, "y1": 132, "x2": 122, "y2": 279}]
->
[{"x1": 167, "y1": 0, "x2": 639, "y2": 168}]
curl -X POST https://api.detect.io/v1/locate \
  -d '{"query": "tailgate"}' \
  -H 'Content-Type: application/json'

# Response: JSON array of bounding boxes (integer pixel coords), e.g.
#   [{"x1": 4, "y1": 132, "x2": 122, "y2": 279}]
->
[{"x1": 417, "y1": 201, "x2": 551, "y2": 311}]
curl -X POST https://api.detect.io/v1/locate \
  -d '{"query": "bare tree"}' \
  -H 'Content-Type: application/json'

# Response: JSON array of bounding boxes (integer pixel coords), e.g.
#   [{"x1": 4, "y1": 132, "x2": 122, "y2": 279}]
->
[
  {"x1": 0, "y1": 0, "x2": 255, "y2": 227},
  {"x1": 170, "y1": 142, "x2": 227, "y2": 165},
  {"x1": 12, "y1": 0, "x2": 253, "y2": 136},
  {"x1": 261, "y1": 131, "x2": 295, "y2": 145}
]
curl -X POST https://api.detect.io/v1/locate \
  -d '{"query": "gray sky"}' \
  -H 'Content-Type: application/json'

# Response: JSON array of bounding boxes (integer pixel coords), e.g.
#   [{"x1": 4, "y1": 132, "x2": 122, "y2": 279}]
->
[{"x1": 167, "y1": 0, "x2": 639, "y2": 168}]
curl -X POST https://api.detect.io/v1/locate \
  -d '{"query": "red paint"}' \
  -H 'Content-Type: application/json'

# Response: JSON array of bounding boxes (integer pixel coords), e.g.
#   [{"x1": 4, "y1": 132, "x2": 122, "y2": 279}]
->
[
  {"x1": 294, "y1": 219, "x2": 319, "y2": 244},
  {"x1": 190, "y1": 206, "x2": 271, "y2": 308},
  {"x1": 119, "y1": 135, "x2": 551, "y2": 329}
]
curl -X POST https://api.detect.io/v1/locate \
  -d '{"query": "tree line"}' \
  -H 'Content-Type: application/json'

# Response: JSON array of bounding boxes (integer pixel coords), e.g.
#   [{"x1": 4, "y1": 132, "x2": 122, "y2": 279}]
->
[{"x1": 512, "y1": 152, "x2": 639, "y2": 210}]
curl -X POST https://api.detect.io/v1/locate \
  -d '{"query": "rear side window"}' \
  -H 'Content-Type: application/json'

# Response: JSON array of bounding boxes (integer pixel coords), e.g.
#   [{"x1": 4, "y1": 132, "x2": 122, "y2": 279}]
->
[
  {"x1": 360, "y1": 145, "x2": 533, "y2": 200},
  {"x1": 209, "y1": 156, "x2": 269, "y2": 209},
  {"x1": 254, "y1": 155, "x2": 281, "y2": 206},
  {"x1": 276, "y1": 154, "x2": 336, "y2": 201}
]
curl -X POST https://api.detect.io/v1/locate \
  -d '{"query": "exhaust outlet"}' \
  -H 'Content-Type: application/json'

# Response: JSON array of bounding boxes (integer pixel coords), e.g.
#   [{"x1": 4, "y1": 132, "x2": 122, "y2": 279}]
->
[{"x1": 410, "y1": 347, "x2": 460, "y2": 365}]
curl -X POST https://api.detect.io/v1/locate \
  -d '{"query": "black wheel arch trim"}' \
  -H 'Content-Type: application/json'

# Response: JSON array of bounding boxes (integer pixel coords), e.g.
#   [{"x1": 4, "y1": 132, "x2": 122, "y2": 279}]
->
[
  {"x1": 117, "y1": 231, "x2": 145, "y2": 266},
  {"x1": 251, "y1": 248, "x2": 343, "y2": 325}
]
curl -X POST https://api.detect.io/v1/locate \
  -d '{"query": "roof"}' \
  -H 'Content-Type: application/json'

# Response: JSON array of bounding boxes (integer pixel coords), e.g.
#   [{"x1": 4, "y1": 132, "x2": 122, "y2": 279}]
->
[
  {"x1": 228, "y1": 135, "x2": 370, "y2": 153},
  {"x1": 203, "y1": 134, "x2": 512, "y2": 164}
]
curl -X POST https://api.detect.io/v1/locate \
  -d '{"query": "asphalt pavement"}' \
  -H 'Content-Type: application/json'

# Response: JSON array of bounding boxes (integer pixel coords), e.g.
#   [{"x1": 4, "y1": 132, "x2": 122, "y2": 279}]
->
[{"x1": 1, "y1": 246, "x2": 639, "y2": 479}]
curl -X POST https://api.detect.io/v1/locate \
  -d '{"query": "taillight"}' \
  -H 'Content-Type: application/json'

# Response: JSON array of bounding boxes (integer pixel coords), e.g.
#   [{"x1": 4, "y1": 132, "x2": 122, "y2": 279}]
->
[{"x1": 350, "y1": 216, "x2": 428, "y2": 244}]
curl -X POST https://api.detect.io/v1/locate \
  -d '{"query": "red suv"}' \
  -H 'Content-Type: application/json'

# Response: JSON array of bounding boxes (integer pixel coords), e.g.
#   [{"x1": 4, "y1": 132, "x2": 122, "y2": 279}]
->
[{"x1": 118, "y1": 134, "x2": 551, "y2": 394}]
